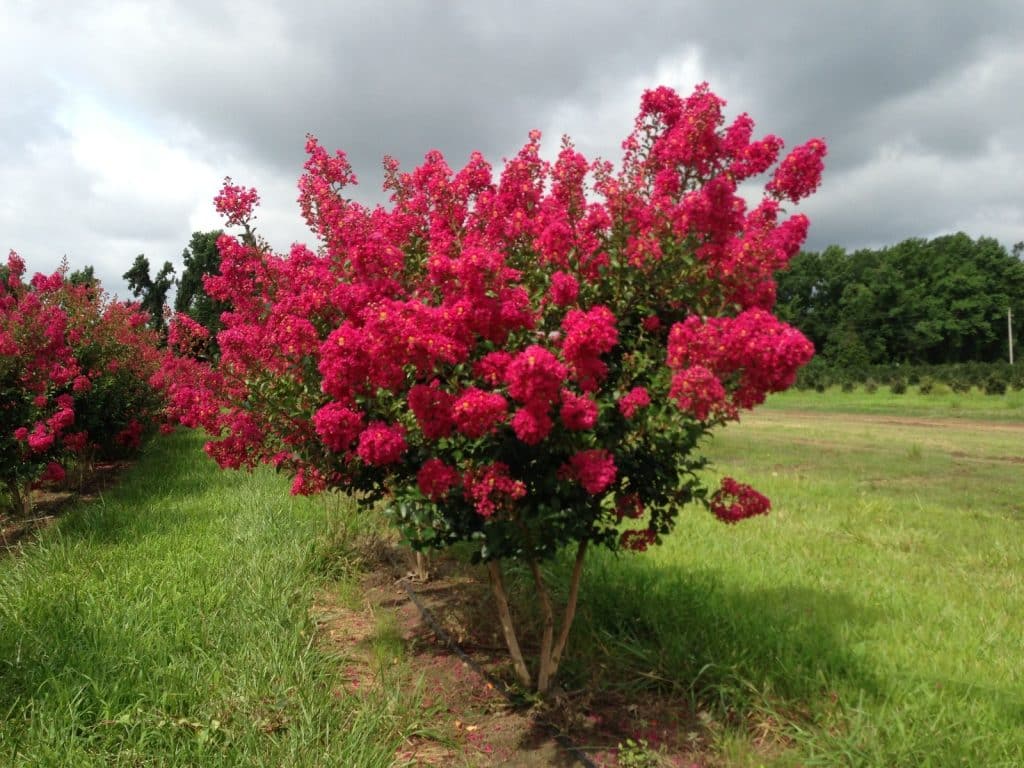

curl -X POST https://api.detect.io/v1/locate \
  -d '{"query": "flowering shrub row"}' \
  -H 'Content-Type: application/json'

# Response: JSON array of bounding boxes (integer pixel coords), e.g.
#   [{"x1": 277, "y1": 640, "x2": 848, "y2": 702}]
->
[
  {"x1": 161, "y1": 83, "x2": 824, "y2": 692},
  {"x1": 1, "y1": 253, "x2": 166, "y2": 515}
]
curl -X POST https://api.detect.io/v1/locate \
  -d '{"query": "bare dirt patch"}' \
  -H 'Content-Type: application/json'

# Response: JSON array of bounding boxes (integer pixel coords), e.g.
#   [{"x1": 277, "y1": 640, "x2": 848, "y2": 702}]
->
[
  {"x1": 753, "y1": 409, "x2": 1024, "y2": 432},
  {"x1": 949, "y1": 450, "x2": 1024, "y2": 465}
]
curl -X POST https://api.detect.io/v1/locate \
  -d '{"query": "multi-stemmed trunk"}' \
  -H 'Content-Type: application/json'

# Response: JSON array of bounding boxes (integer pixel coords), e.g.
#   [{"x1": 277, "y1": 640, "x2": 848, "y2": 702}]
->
[{"x1": 486, "y1": 539, "x2": 589, "y2": 695}]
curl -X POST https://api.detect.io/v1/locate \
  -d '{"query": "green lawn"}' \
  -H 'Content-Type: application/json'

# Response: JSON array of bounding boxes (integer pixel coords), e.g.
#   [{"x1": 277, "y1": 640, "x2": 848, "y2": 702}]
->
[
  {"x1": 565, "y1": 399, "x2": 1024, "y2": 766},
  {"x1": 0, "y1": 431, "x2": 432, "y2": 767},
  {"x1": 2, "y1": 398, "x2": 1022, "y2": 766},
  {"x1": 766, "y1": 384, "x2": 1024, "y2": 420}
]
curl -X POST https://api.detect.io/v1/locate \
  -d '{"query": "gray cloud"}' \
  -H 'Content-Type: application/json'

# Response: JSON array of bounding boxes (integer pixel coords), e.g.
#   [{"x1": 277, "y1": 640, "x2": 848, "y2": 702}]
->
[{"x1": 3, "y1": 0, "x2": 1023, "y2": 299}]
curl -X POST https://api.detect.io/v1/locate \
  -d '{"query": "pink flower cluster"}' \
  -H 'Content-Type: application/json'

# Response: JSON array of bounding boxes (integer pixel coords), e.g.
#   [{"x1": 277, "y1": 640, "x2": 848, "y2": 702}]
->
[
  {"x1": 3, "y1": 252, "x2": 166, "y2": 505},
  {"x1": 417, "y1": 458, "x2": 460, "y2": 501},
  {"x1": 666, "y1": 309, "x2": 814, "y2": 413},
  {"x1": 408, "y1": 381, "x2": 456, "y2": 440},
  {"x1": 617, "y1": 387, "x2": 651, "y2": 419},
  {"x1": 709, "y1": 477, "x2": 771, "y2": 523},
  {"x1": 560, "y1": 450, "x2": 617, "y2": 495},
  {"x1": 116, "y1": 419, "x2": 143, "y2": 449},
  {"x1": 668, "y1": 366, "x2": 727, "y2": 421},
  {"x1": 463, "y1": 462, "x2": 526, "y2": 517},
  {"x1": 561, "y1": 307, "x2": 618, "y2": 391},
  {"x1": 561, "y1": 390, "x2": 598, "y2": 430},
  {"x1": 167, "y1": 313, "x2": 211, "y2": 357},
  {"x1": 766, "y1": 139, "x2": 827, "y2": 203},
  {"x1": 313, "y1": 402, "x2": 364, "y2": 452},
  {"x1": 158, "y1": 83, "x2": 825, "y2": 556},
  {"x1": 357, "y1": 422, "x2": 407, "y2": 466},
  {"x1": 619, "y1": 529, "x2": 656, "y2": 552},
  {"x1": 452, "y1": 388, "x2": 508, "y2": 439},
  {"x1": 213, "y1": 177, "x2": 260, "y2": 228}
]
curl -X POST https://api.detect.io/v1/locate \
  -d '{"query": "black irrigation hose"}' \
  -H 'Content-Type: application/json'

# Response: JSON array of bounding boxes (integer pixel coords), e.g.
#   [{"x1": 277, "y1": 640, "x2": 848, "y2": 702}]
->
[{"x1": 398, "y1": 577, "x2": 599, "y2": 768}]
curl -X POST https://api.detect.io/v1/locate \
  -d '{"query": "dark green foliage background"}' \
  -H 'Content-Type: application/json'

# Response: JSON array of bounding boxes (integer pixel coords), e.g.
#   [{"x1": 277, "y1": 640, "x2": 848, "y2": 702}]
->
[{"x1": 777, "y1": 233, "x2": 1023, "y2": 367}]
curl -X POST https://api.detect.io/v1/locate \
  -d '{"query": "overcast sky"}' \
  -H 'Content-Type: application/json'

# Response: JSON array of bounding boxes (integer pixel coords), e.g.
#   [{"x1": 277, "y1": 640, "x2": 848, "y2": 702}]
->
[{"x1": 3, "y1": 0, "x2": 1023, "y2": 298}]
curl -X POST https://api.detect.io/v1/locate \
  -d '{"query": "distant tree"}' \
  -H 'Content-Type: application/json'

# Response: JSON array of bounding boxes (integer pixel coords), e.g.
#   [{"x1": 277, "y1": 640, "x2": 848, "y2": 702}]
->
[
  {"x1": 775, "y1": 247, "x2": 833, "y2": 352},
  {"x1": 69, "y1": 265, "x2": 98, "y2": 287},
  {"x1": 174, "y1": 230, "x2": 227, "y2": 350},
  {"x1": 68, "y1": 265, "x2": 101, "y2": 300},
  {"x1": 123, "y1": 254, "x2": 176, "y2": 337},
  {"x1": 777, "y1": 233, "x2": 1024, "y2": 365}
]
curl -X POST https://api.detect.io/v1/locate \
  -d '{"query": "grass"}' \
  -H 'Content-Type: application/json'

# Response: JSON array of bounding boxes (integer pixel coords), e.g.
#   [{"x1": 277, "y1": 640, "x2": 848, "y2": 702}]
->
[
  {"x1": 0, "y1": 430, "x2": 433, "y2": 767},
  {"x1": 2, "y1": 396, "x2": 1022, "y2": 766},
  {"x1": 561, "y1": 397, "x2": 1024, "y2": 766},
  {"x1": 766, "y1": 384, "x2": 1024, "y2": 420}
]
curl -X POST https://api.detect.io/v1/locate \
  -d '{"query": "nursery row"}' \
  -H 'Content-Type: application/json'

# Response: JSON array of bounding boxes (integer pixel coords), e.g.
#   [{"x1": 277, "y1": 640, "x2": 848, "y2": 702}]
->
[
  {"x1": 1, "y1": 253, "x2": 166, "y2": 515},
  {"x1": 794, "y1": 358, "x2": 1024, "y2": 394}
]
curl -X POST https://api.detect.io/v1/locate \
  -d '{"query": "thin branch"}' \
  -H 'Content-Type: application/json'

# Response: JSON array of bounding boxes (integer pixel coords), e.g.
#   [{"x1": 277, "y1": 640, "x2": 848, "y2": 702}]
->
[
  {"x1": 487, "y1": 560, "x2": 532, "y2": 690},
  {"x1": 530, "y1": 558, "x2": 556, "y2": 694},
  {"x1": 5, "y1": 479, "x2": 29, "y2": 518},
  {"x1": 551, "y1": 539, "x2": 589, "y2": 671}
]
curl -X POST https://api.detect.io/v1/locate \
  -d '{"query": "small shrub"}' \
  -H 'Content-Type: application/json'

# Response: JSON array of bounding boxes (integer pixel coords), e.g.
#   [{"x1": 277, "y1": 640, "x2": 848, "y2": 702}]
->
[
  {"x1": 984, "y1": 375, "x2": 1007, "y2": 396},
  {"x1": 950, "y1": 379, "x2": 971, "y2": 394},
  {"x1": 841, "y1": 379, "x2": 855, "y2": 393},
  {"x1": 864, "y1": 378, "x2": 879, "y2": 393},
  {"x1": 890, "y1": 377, "x2": 907, "y2": 395},
  {"x1": 617, "y1": 738, "x2": 659, "y2": 768},
  {"x1": 918, "y1": 377, "x2": 934, "y2": 395},
  {"x1": 1, "y1": 254, "x2": 164, "y2": 516}
]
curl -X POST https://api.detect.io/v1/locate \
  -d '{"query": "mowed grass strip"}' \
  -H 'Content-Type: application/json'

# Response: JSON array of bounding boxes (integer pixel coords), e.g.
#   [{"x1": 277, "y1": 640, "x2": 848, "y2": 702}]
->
[
  {"x1": 766, "y1": 384, "x2": 1024, "y2": 420},
  {"x1": 561, "y1": 401, "x2": 1023, "y2": 767},
  {"x1": 0, "y1": 430, "x2": 432, "y2": 767},
  {"x1": 4, "y1": 403, "x2": 1021, "y2": 767}
]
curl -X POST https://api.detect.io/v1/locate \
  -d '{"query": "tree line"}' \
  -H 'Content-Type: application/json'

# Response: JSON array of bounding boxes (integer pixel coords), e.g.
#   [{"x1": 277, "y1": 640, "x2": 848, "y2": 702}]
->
[
  {"x1": 776, "y1": 233, "x2": 1023, "y2": 367},
  {"x1": 80, "y1": 229, "x2": 1024, "y2": 370}
]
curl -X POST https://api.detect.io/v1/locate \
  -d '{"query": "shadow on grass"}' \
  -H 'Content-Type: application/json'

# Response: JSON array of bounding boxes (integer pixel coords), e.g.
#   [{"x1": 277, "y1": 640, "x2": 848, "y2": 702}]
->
[
  {"x1": 361, "y1": 544, "x2": 881, "y2": 764},
  {"x1": 559, "y1": 553, "x2": 886, "y2": 721}
]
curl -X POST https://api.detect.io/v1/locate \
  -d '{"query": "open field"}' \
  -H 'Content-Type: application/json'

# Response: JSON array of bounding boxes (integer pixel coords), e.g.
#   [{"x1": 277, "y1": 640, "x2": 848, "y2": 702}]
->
[
  {"x1": 562, "y1": 397, "x2": 1023, "y2": 766},
  {"x1": 1, "y1": 395, "x2": 1022, "y2": 766},
  {"x1": 765, "y1": 384, "x2": 1024, "y2": 420}
]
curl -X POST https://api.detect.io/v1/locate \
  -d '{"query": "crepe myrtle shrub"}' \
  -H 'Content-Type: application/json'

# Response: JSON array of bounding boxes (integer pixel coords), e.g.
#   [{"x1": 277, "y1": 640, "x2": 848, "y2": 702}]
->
[
  {"x1": 56, "y1": 275, "x2": 166, "y2": 462},
  {"x1": 0, "y1": 253, "x2": 80, "y2": 515},
  {"x1": 1, "y1": 254, "x2": 167, "y2": 515},
  {"x1": 168, "y1": 84, "x2": 824, "y2": 694}
]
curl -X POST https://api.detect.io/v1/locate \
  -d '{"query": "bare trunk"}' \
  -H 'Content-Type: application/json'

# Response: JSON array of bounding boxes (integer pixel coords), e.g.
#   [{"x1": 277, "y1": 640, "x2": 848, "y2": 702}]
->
[
  {"x1": 550, "y1": 539, "x2": 588, "y2": 673},
  {"x1": 413, "y1": 551, "x2": 429, "y2": 581},
  {"x1": 530, "y1": 559, "x2": 556, "y2": 694},
  {"x1": 487, "y1": 560, "x2": 532, "y2": 689},
  {"x1": 75, "y1": 449, "x2": 96, "y2": 491},
  {"x1": 5, "y1": 479, "x2": 30, "y2": 517}
]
